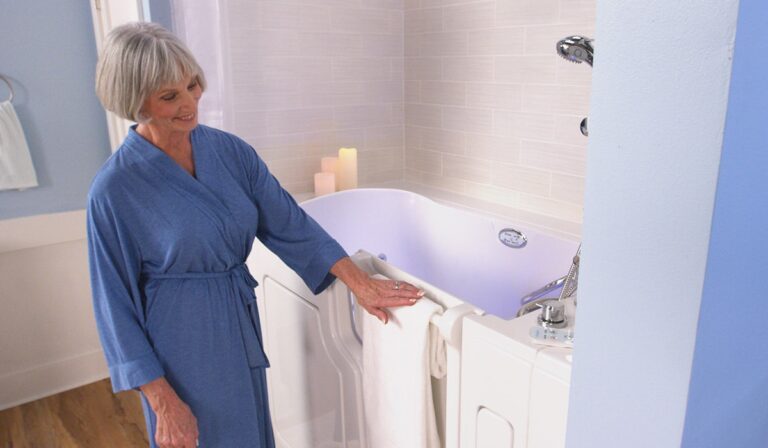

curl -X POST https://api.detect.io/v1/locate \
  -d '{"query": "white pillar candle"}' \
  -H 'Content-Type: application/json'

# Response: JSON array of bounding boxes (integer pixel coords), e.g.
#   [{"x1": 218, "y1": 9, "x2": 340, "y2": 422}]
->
[
  {"x1": 321, "y1": 156, "x2": 338, "y2": 174},
  {"x1": 337, "y1": 147, "x2": 358, "y2": 191},
  {"x1": 314, "y1": 172, "x2": 336, "y2": 197}
]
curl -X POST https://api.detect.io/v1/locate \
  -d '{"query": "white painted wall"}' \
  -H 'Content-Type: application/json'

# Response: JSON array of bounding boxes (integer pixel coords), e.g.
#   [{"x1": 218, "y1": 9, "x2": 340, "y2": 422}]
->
[{"x1": 566, "y1": 1, "x2": 739, "y2": 447}]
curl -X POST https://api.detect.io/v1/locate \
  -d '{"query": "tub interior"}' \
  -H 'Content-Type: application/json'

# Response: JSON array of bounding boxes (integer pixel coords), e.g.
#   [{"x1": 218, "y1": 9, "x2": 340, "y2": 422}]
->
[{"x1": 302, "y1": 189, "x2": 578, "y2": 318}]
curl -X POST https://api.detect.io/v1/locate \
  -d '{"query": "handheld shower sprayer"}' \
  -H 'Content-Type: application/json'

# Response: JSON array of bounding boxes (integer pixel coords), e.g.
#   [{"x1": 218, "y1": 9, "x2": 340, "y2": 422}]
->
[
  {"x1": 556, "y1": 35, "x2": 594, "y2": 67},
  {"x1": 557, "y1": 35, "x2": 593, "y2": 136}
]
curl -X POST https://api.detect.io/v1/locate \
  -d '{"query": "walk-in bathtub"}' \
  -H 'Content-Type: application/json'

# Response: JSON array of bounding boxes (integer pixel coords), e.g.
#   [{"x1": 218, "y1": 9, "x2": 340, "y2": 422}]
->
[
  {"x1": 301, "y1": 188, "x2": 578, "y2": 319},
  {"x1": 247, "y1": 188, "x2": 578, "y2": 448}
]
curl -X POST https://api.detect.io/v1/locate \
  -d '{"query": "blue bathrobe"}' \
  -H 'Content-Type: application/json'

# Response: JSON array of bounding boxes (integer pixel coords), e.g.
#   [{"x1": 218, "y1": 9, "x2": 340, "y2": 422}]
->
[{"x1": 87, "y1": 124, "x2": 347, "y2": 447}]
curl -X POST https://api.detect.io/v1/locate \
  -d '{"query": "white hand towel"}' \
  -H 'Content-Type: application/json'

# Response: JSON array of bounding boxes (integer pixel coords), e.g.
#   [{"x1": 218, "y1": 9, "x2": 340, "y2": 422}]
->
[
  {"x1": 0, "y1": 100, "x2": 38, "y2": 191},
  {"x1": 362, "y1": 276, "x2": 446, "y2": 448}
]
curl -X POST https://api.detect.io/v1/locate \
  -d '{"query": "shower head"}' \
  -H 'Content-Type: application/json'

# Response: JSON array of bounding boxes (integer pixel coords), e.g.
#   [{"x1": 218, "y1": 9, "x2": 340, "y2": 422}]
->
[{"x1": 556, "y1": 36, "x2": 594, "y2": 67}]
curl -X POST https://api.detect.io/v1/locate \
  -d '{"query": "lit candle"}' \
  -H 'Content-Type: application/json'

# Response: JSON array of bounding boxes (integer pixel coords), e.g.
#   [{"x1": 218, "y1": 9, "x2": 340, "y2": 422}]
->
[
  {"x1": 321, "y1": 157, "x2": 338, "y2": 174},
  {"x1": 337, "y1": 147, "x2": 358, "y2": 191},
  {"x1": 314, "y1": 172, "x2": 336, "y2": 197}
]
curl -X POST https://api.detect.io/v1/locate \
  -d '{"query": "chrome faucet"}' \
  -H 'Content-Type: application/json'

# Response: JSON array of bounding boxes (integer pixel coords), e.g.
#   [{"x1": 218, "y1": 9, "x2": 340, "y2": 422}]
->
[{"x1": 517, "y1": 244, "x2": 581, "y2": 319}]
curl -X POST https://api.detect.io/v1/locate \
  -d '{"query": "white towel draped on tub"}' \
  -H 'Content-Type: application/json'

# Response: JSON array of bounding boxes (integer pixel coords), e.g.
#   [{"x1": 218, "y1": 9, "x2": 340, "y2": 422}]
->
[
  {"x1": 0, "y1": 100, "x2": 38, "y2": 191},
  {"x1": 363, "y1": 275, "x2": 447, "y2": 448}
]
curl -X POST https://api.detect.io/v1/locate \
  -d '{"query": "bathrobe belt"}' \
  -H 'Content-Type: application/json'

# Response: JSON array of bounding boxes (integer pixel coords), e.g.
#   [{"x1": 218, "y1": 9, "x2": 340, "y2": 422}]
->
[{"x1": 143, "y1": 264, "x2": 270, "y2": 369}]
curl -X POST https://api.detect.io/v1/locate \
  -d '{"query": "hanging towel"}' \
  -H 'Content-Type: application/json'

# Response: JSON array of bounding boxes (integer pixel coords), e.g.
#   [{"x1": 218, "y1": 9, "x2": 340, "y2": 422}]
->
[
  {"x1": 0, "y1": 100, "x2": 38, "y2": 191},
  {"x1": 362, "y1": 275, "x2": 447, "y2": 448}
]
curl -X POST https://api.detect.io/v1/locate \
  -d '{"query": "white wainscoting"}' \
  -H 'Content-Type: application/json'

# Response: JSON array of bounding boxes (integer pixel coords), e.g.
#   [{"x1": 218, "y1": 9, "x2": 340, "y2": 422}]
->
[{"x1": 0, "y1": 210, "x2": 108, "y2": 410}]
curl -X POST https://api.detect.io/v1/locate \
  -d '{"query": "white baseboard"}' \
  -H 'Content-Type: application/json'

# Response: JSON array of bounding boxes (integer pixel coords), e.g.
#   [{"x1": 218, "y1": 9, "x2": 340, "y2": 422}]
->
[{"x1": 0, "y1": 349, "x2": 110, "y2": 411}]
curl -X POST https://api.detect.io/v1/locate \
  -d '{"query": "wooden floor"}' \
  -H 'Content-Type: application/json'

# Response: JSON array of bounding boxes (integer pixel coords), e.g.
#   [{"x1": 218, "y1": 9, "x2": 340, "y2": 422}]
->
[{"x1": 0, "y1": 379, "x2": 148, "y2": 447}]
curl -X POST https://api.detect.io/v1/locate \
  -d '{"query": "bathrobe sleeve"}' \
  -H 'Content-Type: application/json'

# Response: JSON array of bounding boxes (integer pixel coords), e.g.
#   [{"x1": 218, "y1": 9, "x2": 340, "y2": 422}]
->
[
  {"x1": 87, "y1": 195, "x2": 165, "y2": 392},
  {"x1": 242, "y1": 144, "x2": 348, "y2": 295}
]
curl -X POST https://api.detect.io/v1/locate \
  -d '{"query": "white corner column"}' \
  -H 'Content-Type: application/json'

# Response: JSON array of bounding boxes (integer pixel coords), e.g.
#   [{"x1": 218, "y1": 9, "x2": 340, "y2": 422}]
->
[{"x1": 565, "y1": 1, "x2": 740, "y2": 447}]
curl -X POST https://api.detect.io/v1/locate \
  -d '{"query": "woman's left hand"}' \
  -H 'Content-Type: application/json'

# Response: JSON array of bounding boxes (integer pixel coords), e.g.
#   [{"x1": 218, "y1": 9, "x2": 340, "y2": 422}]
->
[{"x1": 330, "y1": 257, "x2": 424, "y2": 324}]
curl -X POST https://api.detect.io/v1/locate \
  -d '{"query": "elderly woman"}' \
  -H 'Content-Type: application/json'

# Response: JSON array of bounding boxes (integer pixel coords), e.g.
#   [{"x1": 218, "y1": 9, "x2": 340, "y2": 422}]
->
[{"x1": 88, "y1": 22, "x2": 422, "y2": 448}]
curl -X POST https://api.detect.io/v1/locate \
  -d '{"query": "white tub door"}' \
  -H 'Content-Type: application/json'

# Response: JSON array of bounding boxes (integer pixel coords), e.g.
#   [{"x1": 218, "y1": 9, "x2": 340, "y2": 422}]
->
[{"x1": 249, "y1": 240, "x2": 366, "y2": 448}]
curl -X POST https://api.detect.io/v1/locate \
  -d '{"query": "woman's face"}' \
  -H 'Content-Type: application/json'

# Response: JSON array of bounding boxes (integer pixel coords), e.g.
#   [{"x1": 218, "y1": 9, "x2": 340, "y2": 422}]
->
[{"x1": 140, "y1": 75, "x2": 202, "y2": 134}]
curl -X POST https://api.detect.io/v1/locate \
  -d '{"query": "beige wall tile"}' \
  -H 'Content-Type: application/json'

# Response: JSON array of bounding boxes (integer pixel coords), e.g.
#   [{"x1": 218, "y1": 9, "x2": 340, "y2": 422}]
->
[
  {"x1": 404, "y1": 0, "x2": 421, "y2": 11},
  {"x1": 554, "y1": 115, "x2": 589, "y2": 146},
  {"x1": 496, "y1": 0, "x2": 560, "y2": 26},
  {"x1": 405, "y1": 169, "x2": 466, "y2": 194},
  {"x1": 522, "y1": 84, "x2": 559, "y2": 113},
  {"x1": 550, "y1": 173, "x2": 586, "y2": 203},
  {"x1": 330, "y1": 7, "x2": 394, "y2": 33},
  {"x1": 496, "y1": 55, "x2": 557, "y2": 84},
  {"x1": 491, "y1": 163, "x2": 551, "y2": 196},
  {"x1": 520, "y1": 140, "x2": 586, "y2": 176},
  {"x1": 266, "y1": 108, "x2": 336, "y2": 134},
  {"x1": 335, "y1": 104, "x2": 394, "y2": 129},
  {"x1": 442, "y1": 56, "x2": 495, "y2": 82},
  {"x1": 366, "y1": 126, "x2": 404, "y2": 148},
  {"x1": 443, "y1": 2, "x2": 496, "y2": 31},
  {"x1": 304, "y1": 129, "x2": 367, "y2": 152},
  {"x1": 494, "y1": 111, "x2": 556, "y2": 141},
  {"x1": 442, "y1": 107, "x2": 494, "y2": 134},
  {"x1": 557, "y1": 60, "x2": 593, "y2": 85},
  {"x1": 363, "y1": 33, "x2": 405, "y2": 57},
  {"x1": 405, "y1": 103, "x2": 443, "y2": 128},
  {"x1": 525, "y1": 23, "x2": 594, "y2": 54},
  {"x1": 556, "y1": 85, "x2": 591, "y2": 115},
  {"x1": 360, "y1": 147, "x2": 405, "y2": 172},
  {"x1": 265, "y1": 157, "x2": 317, "y2": 184},
  {"x1": 518, "y1": 192, "x2": 583, "y2": 223},
  {"x1": 558, "y1": 0, "x2": 597, "y2": 24},
  {"x1": 443, "y1": 154, "x2": 493, "y2": 183},
  {"x1": 419, "y1": 127, "x2": 466, "y2": 154},
  {"x1": 463, "y1": 182, "x2": 520, "y2": 209},
  {"x1": 405, "y1": 57, "x2": 443, "y2": 80},
  {"x1": 420, "y1": 32, "x2": 468, "y2": 56},
  {"x1": 421, "y1": 81, "x2": 466, "y2": 106},
  {"x1": 333, "y1": 58, "x2": 393, "y2": 81},
  {"x1": 404, "y1": 125, "x2": 420, "y2": 149},
  {"x1": 406, "y1": 149, "x2": 443, "y2": 174},
  {"x1": 466, "y1": 83, "x2": 522, "y2": 110},
  {"x1": 422, "y1": 0, "x2": 470, "y2": 8},
  {"x1": 405, "y1": 80, "x2": 421, "y2": 102},
  {"x1": 361, "y1": 168, "x2": 404, "y2": 185},
  {"x1": 465, "y1": 133, "x2": 520, "y2": 164},
  {"x1": 466, "y1": 27, "x2": 526, "y2": 55},
  {"x1": 224, "y1": 0, "x2": 594, "y2": 235},
  {"x1": 405, "y1": 8, "x2": 443, "y2": 35}
]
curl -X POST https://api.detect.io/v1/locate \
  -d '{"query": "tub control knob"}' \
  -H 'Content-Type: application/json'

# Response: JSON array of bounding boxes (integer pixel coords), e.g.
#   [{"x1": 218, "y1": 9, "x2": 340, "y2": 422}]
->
[{"x1": 538, "y1": 299, "x2": 567, "y2": 329}]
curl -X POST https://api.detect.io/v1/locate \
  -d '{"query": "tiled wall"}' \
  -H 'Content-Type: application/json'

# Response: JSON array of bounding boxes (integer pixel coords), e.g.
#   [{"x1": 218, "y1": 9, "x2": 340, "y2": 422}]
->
[
  {"x1": 404, "y1": 0, "x2": 594, "y2": 237},
  {"x1": 223, "y1": 0, "x2": 406, "y2": 194},
  {"x1": 221, "y1": 0, "x2": 594, "y2": 238}
]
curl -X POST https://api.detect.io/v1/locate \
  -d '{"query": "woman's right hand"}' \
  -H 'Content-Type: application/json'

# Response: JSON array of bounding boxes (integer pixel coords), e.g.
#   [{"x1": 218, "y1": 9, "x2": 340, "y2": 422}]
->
[{"x1": 140, "y1": 377, "x2": 199, "y2": 448}]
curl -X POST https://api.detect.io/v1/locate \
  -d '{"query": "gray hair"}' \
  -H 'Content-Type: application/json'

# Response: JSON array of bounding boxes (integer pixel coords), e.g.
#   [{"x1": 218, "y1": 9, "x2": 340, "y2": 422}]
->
[{"x1": 95, "y1": 22, "x2": 206, "y2": 122}]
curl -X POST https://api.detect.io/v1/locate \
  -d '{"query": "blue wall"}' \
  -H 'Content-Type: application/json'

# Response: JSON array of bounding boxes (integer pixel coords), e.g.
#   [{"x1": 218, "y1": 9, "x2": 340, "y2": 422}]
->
[
  {"x1": 0, "y1": 1, "x2": 111, "y2": 220},
  {"x1": 682, "y1": 1, "x2": 768, "y2": 446}
]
